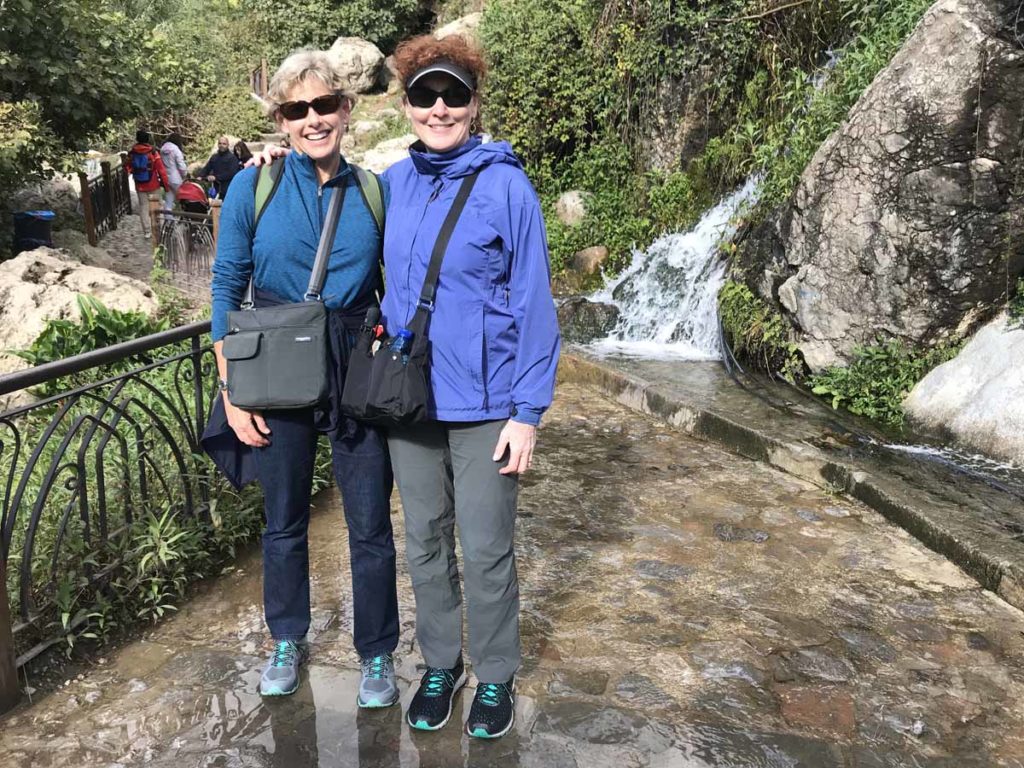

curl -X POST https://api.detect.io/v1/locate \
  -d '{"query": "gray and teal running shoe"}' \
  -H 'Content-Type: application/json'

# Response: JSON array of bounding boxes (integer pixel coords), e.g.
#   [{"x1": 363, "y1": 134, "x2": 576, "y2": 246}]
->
[
  {"x1": 259, "y1": 639, "x2": 308, "y2": 696},
  {"x1": 358, "y1": 652, "x2": 399, "y2": 708}
]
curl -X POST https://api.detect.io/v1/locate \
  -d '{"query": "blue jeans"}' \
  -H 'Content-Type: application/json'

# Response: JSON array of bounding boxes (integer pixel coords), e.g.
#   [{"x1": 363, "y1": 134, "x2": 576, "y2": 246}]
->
[{"x1": 253, "y1": 407, "x2": 398, "y2": 658}]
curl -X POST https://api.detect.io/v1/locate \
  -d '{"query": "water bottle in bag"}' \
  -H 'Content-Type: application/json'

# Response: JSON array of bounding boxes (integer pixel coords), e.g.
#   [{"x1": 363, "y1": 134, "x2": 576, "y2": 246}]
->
[{"x1": 389, "y1": 329, "x2": 414, "y2": 365}]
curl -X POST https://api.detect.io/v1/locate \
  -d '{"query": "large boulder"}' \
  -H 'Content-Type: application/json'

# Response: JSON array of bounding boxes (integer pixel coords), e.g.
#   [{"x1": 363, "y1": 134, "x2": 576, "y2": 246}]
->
[
  {"x1": 554, "y1": 190, "x2": 589, "y2": 227},
  {"x1": 11, "y1": 175, "x2": 84, "y2": 232},
  {"x1": 327, "y1": 37, "x2": 385, "y2": 94},
  {"x1": 0, "y1": 249, "x2": 158, "y2": 385},
  {"x1": 435, "y1": 13, "x2": 483, "y2": 43},
  {"x1": 50, "y1": 229, "x2": 115, "y2": 270},
  {"x1": 357, "y1": 134, "x2": 416, "y2": 173},
  {"x1": 557, "y1": 297, "x2": 621, "y2": 344},
  {"x1": 766, "y1": 0, "x2": 1024, "y2": 371},
  {"x1": 904, "y1": 314, "x2": 1024, "y2": 465}
]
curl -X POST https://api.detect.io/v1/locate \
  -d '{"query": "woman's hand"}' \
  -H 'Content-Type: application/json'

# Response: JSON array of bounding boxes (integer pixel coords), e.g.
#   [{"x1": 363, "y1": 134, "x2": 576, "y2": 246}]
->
[
  {"x1": 493, "y1": 420, "x2": 537, "y2": 475},
  {"x1": 247, "y1": 144, "x2": 291, "y2": 168},
  {"x1": 224, "y1": 395, "x2": 272, "y2": 447}
]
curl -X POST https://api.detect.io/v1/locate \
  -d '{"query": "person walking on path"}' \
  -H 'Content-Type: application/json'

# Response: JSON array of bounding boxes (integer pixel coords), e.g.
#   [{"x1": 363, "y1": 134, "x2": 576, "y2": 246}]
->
[
  {"x1": 123, "y1": 129, "x2": 169, "y2": 237},
  {"x1": 160, "y1": 132, "x2": 188, "y2": 211},
  {"x1": 206, "y1": 49, "x2": 400, "y2": 707},
  {"x1": 382, "y1": 35, "x2": 560, "y2": 739},
  {"x1": 199, "y1": 135, "x2": 243, "y2": 200}
]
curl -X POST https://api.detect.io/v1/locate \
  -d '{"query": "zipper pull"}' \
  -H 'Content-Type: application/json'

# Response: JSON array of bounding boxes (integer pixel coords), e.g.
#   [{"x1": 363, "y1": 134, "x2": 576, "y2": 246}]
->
[{"x1": 427, "y1": 179, "x2": 442, "y2": 203}]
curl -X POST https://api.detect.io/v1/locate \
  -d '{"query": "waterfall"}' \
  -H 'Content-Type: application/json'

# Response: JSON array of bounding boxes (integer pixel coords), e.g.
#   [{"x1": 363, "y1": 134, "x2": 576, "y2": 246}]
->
[{"x1": 587, "y1": 176, "x2": 760, "y2": 360}]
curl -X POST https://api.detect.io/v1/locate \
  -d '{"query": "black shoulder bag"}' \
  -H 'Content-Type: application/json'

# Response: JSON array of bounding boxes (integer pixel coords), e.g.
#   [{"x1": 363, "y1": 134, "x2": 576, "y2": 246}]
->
[
  {"x1": 340, "y1": 171, "x2": 479, "y2": 425},
  {"x1": 220, "y1": 183, "x2": 345, "y2": 410}
]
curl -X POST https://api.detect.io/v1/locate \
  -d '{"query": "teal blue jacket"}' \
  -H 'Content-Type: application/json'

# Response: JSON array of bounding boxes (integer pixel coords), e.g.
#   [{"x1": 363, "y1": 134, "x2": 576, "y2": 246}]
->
[{"x1": 210, "y1": 152, "x2": 384, "y2": 341}]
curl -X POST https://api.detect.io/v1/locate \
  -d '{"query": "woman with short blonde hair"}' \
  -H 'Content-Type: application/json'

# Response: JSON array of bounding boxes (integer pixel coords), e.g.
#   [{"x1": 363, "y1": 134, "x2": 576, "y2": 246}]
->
[{"x1": 206, "y1": 47, "x2": 399, "y2": 706}]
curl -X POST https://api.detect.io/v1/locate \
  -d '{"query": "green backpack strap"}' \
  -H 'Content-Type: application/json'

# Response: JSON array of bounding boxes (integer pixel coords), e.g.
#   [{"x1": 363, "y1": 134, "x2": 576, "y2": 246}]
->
[
  {"x1": 253, "y1": 159, "x2": 285, "y2": 232},
  {"x1": 350, "y1": 163, "x2": 385, "y2": 236}
]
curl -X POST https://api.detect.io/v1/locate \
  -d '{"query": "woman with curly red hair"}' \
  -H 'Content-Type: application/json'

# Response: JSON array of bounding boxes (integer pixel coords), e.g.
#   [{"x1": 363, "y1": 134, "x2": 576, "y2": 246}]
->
[{"x1": 382, "y1": 34, "x2": 560, "y2": 739}]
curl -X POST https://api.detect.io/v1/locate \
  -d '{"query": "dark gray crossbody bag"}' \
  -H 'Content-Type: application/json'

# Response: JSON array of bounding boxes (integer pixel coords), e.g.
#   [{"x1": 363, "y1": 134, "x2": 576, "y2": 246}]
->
[{"x1": 220, "y1": 184, "x2": 344, "y2": 410}]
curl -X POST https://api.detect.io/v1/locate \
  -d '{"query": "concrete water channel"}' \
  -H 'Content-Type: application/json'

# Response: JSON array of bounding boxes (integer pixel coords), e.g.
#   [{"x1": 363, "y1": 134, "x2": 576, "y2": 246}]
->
[{"x1": 2, "y1": 371, "x2": 1024, "y2": 767}]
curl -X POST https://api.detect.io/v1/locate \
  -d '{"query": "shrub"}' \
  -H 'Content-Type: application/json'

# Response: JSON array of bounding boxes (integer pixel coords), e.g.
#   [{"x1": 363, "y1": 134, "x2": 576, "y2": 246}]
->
[
  {"x1": 809, "y1": 339, "x2": 960, "y2": 427},
  {"x1": 190, "y1": 85, "x2": 272, "y2": 157},
  {"x1": 718, "y1": 280, "x2": 803, "y2": 381}
]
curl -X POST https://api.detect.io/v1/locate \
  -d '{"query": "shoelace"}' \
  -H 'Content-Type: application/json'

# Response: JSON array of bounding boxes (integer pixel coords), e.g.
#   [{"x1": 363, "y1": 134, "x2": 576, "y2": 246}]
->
[
  {"x1": 422, "y1": 667, "x2": 455, "y2": 697},
  {"x1": 477, "y1": 682, "x2": 508, "y2": 707},
  {"x1": 363, "y1": 654, "x2": 390, "y2": 680},
  {"x1": 271, "y1": 641, "x2": 298, "y2": 668}
]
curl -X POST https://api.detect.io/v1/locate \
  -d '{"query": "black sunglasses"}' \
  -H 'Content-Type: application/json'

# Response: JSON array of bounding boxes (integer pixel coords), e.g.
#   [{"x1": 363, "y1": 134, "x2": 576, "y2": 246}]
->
[
  {"x1": 407, "y1": 83, "x2": 473, "y2": 109},
  {"x1": 278, "y1": 93, "x2": 345, "y2": 121}
]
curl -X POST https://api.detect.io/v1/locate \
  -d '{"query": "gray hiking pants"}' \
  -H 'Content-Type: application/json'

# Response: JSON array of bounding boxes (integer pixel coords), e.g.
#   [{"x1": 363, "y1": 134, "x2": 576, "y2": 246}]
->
[{"x1": 387, "y1": 419, "x2": 520, "y2": 683}]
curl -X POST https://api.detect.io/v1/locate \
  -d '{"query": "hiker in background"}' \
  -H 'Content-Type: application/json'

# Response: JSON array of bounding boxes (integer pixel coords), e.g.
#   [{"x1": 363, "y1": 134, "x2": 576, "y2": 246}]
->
[
  {"x1": 206, "y1": 49, "x2": 399, "y2": 707},
  {"x1": 233, "y1": 140, "x2": 254, "y2": 166},
  {"x1": 199, "y1": 135, "x2": 243, "y2": 200},
  {"x1": 123, "y1": 129, "x2": 169, "y2": 238},
  {"x1": 160, "y1": 131, "x2": 188, "y2": 211}
]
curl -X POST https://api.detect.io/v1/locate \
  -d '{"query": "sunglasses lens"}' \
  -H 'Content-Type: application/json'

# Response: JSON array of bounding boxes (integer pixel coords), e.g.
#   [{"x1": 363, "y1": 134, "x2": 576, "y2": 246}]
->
[
  {"x1": 279, "y1": 94, "x2": 342, "y2": 120},
  {"x1": 408, "y1": 83, "x2": 473, "y2": 109},
  {"x1": 311, "y1": 94, "x2": 342, "y2": 115},
  {"x1": 445, "y1": 84, "x2": 472, "y2": 108}
]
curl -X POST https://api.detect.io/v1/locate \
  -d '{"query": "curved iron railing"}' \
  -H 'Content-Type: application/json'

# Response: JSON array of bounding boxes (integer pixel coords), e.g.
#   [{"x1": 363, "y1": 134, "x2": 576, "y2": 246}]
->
[
  {"x1": 0, "y1": 322, "x2": 216, "y2": 667},
  {"x1": 157, "y1": 209, "x2": 216, "y2": 299}
]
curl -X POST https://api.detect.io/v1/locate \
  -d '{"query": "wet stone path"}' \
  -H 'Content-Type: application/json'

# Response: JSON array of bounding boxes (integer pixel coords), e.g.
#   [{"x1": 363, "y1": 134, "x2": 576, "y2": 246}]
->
[{"x1": 3, "y1": 383, "x2": 1024, "y2": 767}]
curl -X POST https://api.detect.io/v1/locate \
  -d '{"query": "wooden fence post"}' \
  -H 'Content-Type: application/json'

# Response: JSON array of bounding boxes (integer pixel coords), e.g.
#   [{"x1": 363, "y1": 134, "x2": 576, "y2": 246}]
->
[
  {"x1": 0, "y1": 559, "x2": 20, "y2": 715},
  {"x1": 261, "y1": 58, "x2": 269, "y2": 97},
  {"x1": 211, "y1": 199, "x2": 222, "y2": 248},
  {"x1": 79, "y1": 172, "x2": 98, "y2": 247},
  {"x1": 101, "y1": 161, "x2": 117, "y2": 231}
]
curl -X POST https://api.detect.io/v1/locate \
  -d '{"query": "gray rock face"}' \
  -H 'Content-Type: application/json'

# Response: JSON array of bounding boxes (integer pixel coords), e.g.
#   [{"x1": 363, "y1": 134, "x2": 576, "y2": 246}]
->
[
  {"x1": 556, "y1": 297, "x2": 620, "y2": 343},
  {"x1": 773, "y1": 0, "x2": 1024, "y2": 371},
  {"x1": 904, "y1": 313, "x2": 1024, "y2": 464},
  {"x1": 327, "y1": 37, "x2": 385, "y2": 94}
]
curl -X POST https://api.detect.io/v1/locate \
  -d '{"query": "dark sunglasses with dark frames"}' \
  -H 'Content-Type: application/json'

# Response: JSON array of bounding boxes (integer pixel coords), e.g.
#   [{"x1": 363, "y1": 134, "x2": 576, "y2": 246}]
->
[
  {"x1": 277, "y1": 93, "x2": 346, "y2": 121},
  {"x1": 406, "y1": 82, "x2": 474, "y2": 109}
]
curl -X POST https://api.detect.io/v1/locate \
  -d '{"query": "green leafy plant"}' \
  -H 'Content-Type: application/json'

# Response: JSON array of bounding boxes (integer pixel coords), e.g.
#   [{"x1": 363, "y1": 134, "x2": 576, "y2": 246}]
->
[
  {"x1": 718, "y1": 280, "x2": 803, "y2": 381},
  {"x1": 10, "y1": 295, "x2": 170, "y2": 396},
  {"x1": 809, "y1": 339, "x2": 960, "y2": 427}
]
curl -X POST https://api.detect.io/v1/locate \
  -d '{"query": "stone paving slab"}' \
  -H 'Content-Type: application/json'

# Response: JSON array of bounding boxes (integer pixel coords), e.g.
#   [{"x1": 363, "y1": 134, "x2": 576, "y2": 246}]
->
[
  {"x1": 559, "y1": 352, "x2": 1024, "y2": 611},
  {"x1": 2, "y1": 383, "x2": 1024, "y2": 766}
]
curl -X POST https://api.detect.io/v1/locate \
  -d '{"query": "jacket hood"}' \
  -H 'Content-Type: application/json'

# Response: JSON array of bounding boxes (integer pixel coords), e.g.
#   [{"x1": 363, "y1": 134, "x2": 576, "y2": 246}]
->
[
  {"x1": 131, "y1": 143, "x2": 155, "y2": 153},
  {"x1": 408, "y1": 135, "x2": 522, "y2": 179}
]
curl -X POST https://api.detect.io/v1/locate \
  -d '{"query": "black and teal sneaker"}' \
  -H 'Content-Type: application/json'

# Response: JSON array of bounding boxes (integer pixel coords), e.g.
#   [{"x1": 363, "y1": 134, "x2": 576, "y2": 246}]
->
[
  {"x1": 259, "y1": 639, "x2": 308, "y2": 696},
  {"x1": 466, "y1": 678, "x2": 515, "y2": 739},
  {"x1": 406, "y1": 658, "x2": 467, "y2": 731}
]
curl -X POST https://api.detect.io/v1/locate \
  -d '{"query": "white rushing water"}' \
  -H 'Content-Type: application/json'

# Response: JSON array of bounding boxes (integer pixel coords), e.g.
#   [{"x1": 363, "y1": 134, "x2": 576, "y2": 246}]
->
[{"x1": 587, "y1": 176, "x2": 760, "y2": 360}]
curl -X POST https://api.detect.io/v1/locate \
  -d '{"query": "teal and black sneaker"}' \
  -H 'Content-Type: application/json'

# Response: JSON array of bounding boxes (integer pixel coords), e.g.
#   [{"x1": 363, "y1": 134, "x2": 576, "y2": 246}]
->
[
  {"x1": 406, "y1": 657, "x2": 467, "y2": 731},
  {"x1": 358, "y1": 652, "x2": 399, "y2": 708},
  {"x1": 259, "y1": 639, "x2": 308, "y2": 696},
  {"x1": 466, "y1": 678, "x2": 515, "y2": 739}
]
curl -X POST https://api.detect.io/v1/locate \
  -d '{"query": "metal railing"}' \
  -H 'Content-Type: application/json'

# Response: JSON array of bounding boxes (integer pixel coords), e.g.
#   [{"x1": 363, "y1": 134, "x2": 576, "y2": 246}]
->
[
  {"x1": 0, "y1": 321, "x2": 216, "y2": 711},
  {"x1": 78, "y1": 160, "x2": 132, "y2": 246},
  {"x1": 156, "y1": 208, "x2": 217, "y2": 297}
]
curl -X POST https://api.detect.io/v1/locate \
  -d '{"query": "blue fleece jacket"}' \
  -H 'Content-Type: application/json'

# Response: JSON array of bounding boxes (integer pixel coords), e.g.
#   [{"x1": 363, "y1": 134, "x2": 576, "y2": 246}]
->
[
  {"x1": 380, "y1": 137, "x2": 560, "y2": 425},
  {"x1": 210, "y1": 152, "x2": 384, "y2": 341}
]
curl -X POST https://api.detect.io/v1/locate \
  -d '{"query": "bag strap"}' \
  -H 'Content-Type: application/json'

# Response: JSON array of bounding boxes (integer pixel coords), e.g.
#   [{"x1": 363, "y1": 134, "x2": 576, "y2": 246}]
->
[
  {"x1": 416, "y1": 171, "x2": 480, "y2": 311},
  {"x1": 305, "y1": 183, "x2": 345, "y2": 300},
  {"x1": 241, "y1": 179, "x2": 346, "y2": 308},
  {"x1": 350, "y1": 163, "x2": 385, "y2": 235},
  {"x1": 253, "y1": 159, "x2": 286, "y2": 230}
]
